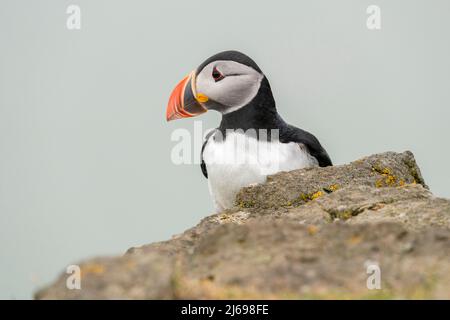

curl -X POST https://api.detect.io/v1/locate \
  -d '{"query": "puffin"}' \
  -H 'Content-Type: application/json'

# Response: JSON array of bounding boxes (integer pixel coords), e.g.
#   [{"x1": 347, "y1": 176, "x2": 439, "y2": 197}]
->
[{"x1": 166, "y1": 51, "x2": 332, "y2": 212}]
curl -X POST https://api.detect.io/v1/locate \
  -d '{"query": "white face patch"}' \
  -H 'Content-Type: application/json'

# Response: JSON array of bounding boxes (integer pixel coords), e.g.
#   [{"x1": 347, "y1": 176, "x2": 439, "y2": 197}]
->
[{"x1": 196, "y1": 60, "x2": 264, "y2": 114}]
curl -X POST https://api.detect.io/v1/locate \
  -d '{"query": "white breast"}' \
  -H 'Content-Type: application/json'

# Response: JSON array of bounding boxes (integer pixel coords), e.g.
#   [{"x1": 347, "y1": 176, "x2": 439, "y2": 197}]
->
[{"x1": 202, "y1": 132, "x2": 318, "y2": 212}]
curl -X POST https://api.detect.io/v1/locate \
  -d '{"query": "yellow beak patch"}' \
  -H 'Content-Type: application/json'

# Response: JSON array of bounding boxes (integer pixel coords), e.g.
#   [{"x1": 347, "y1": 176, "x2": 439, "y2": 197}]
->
[{"x1": 196, "y1": 93, "x2": 209, "y2": 103}]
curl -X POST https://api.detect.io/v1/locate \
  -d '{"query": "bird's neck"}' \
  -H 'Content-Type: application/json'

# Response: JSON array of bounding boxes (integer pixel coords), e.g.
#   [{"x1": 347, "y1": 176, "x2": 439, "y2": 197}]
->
[{"x1": 218, "y1": 77, "x2": 283, "y2": 134}]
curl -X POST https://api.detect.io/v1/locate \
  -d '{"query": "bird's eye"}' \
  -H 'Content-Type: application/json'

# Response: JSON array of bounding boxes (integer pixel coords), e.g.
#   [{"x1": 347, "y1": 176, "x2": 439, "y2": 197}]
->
[{"x1": 212, "y1": 67, "x2": 224, "y2": 82}]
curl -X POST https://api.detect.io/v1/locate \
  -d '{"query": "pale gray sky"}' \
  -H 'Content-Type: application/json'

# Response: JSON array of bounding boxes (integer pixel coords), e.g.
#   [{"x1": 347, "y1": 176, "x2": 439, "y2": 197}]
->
[{"x1": 1, "y1": 0, "x2": 449, "y2": 298}]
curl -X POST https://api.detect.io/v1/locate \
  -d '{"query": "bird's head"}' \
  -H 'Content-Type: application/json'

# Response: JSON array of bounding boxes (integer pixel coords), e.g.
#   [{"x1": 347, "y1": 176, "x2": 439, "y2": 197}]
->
[{"x1": 166, "y1": 51, "x2": 266, "y2": 121}]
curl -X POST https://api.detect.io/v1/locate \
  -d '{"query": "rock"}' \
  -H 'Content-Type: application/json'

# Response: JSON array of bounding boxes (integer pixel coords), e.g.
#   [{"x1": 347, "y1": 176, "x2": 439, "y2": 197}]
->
[
  {"x1": 35, "y1": 151, "x2": 450, "y2": 299},
  {"x1": 235, "y1": 151, "x2": 427, "y2": 212},
  {"x1": 36, "y1": 253, "x2": 175, "y2": 299}
]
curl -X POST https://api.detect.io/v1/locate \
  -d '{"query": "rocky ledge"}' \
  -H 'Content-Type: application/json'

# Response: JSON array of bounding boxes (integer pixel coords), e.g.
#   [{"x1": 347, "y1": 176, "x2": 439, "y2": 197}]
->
[{"x1": 36, "y1": 151, "x2": 450, "y2": 299}]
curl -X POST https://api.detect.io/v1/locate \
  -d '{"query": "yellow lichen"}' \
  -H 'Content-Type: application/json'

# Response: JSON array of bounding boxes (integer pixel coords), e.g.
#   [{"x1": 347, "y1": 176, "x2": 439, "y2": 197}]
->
[
  {"x1": 300, "y1": 193, "x2": 310, "y2": 202},
  {"x1": 375, "y1": 179, "x2": 384, "y2": 188},
  {"x1": 385, "y1": 175, "x2": 397, "y2": 186},
  {"x1": 328, "y1": 184, "x2": 340, "y2": 192},
  {"x1": 347, "y1": 235, "x2": 362, "y2": 245},
  {"x1": 339, "y1": 210, "x2": 354, "y2": 220},
  {"x1": 297, "y1": 190, "x2": 325, "y2": 204},
  {"x1": 238, "y1": 200, "x2": 255, "y2": 208},
  {"x1": 81, "y1": 263, "x2": 105, "y2": 276},
  {"x1": 373, "y1": 166, "x2": 399, "y2": 187},
  {"x1": 307, "y1": 225, "x2": 318, "y2": 235},
  {"x1": 311, "y1": 191, "x2": 324, "y2": 200}
]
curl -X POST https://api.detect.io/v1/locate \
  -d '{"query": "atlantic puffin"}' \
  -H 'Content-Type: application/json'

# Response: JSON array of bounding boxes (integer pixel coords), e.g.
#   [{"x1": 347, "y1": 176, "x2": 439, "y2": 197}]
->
[{"x1": 166, "y1": 51, "x2": 332, "y2": 212}]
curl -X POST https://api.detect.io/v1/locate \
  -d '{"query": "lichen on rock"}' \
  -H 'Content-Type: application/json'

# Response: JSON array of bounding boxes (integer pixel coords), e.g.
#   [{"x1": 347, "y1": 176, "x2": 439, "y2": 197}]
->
[{"x1": 35, "y1": 151, "x2": 450, "y2": 299}]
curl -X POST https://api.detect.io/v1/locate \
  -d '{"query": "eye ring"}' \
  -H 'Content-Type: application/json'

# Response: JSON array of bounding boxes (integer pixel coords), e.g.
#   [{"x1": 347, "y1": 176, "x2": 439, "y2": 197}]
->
[{"x1": 212, "y1": 66, "x2": 225, "y2": 82}]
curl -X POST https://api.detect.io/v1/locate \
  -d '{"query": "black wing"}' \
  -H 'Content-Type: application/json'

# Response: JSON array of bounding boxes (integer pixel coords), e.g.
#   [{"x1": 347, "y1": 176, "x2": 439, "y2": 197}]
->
[
  {"x1": 281, "y1": 125, "x2": 332, "y2": 167},
  {"x1": 200, "y1": 130, "x2": 216, "y2": 179}
]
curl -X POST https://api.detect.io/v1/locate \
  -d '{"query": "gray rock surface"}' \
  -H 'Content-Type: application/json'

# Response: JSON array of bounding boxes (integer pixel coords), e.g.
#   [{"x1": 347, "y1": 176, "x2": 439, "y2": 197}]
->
[{"x1": 35, "y1": 151, "x2": 450, "y2": 299}]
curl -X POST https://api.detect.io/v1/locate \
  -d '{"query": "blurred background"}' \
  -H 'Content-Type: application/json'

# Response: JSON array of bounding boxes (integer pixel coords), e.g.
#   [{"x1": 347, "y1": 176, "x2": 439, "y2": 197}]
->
[{"x1": 1, "y1": 0, "x2": 449, "y2": 299}]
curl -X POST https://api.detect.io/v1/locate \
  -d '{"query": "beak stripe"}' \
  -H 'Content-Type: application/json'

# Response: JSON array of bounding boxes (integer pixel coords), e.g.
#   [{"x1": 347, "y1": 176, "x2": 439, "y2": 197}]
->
[{"x1": 166, "y1": 71, "x2": 207, "y2": 121}]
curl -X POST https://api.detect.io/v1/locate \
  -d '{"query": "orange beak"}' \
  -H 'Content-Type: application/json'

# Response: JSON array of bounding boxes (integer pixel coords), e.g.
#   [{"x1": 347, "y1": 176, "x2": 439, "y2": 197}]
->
[{"x1": 166, "y1": 71, "x2": 207, "y2": 121}]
